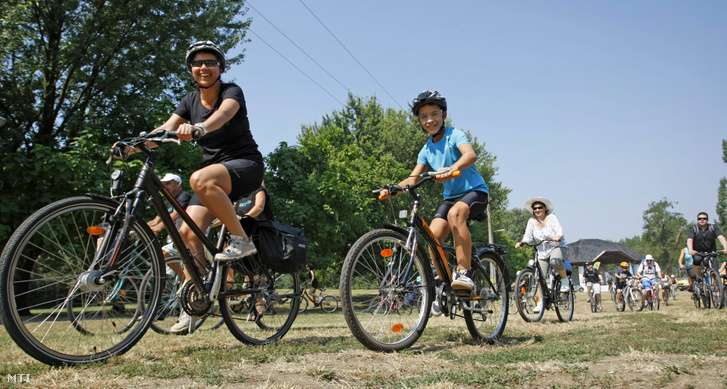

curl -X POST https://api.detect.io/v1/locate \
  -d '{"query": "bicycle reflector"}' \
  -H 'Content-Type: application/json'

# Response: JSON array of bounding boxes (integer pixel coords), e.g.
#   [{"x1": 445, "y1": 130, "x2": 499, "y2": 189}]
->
[
  {"x1": 380, "y1": 248, "x2": 394, "y2": 258},
  {"x1": 87, "y1": 226, "x2": 106, "y2": 236},
  {"x1": 391, "y1": 323, "x2": 403, "y2": 332}
]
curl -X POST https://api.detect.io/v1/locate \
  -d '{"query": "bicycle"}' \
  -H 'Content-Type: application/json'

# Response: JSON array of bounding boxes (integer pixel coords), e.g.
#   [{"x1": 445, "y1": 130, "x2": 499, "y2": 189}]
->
[
  {"x1": 339, "y1": 170, "x2": 509, "y2": 351},
  {"x1": 298, "y1": 286, "x2": 339, "y2": 313},
  {"x1": 586, "y1": 282, "x2": 603, "y2": 313},
  {"x1": 0, "y1": 130, "x2": 300, "y2": 365},
  {"x1": 641, "y1": 278, "x2": 660, "y2": 311},
  {"x1": 690, "y1": 251, "x2": 724, "y2": 309},
  {"x1": 514, "y1": 241, "x2": 574, "y2": 322},
  {"x1": 614, "y1": 278, "x2": 644, "y2": 312}
]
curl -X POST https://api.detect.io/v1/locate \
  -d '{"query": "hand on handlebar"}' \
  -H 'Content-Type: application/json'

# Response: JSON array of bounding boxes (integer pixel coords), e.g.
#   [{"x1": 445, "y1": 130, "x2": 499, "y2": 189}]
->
[{"x1": 434, "y1": 168, "x2": 461, "y2": 183}]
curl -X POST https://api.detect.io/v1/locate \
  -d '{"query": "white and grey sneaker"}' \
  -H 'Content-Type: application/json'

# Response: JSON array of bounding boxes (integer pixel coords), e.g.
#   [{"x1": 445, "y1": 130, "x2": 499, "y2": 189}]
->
[
  {"x1": 560, "y1": 277, "x2": 571, "y2": 292},
  {"x1": 451, "y1": 269, "x2": 475, "y2": 291},
  {"x1": 431, "y1": 300, "x2": 442, "y2": 317},
  {"x1": 215, "y1": 235, "x2": 257, "y2": 262},
  {"x1": 170, "y1": 310, "x2": 192, "y2": 335}
]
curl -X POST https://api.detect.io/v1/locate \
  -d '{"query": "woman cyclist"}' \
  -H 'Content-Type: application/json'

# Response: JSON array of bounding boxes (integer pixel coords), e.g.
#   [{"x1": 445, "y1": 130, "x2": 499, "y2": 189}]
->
[
  {"x1": 152, "y1": 41, "x2": 264, "y2": 333},
  {"x1": 515, "y1": 197, "x2": 569, "y2": 312}
]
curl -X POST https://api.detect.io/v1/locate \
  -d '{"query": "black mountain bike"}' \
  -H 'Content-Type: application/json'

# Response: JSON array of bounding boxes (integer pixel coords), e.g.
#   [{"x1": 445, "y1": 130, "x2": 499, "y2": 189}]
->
[
  {"x1": 691, "y1": 251, "x2": 725, "y2": 309},
  {"x1": 340, "y1": 171, "x2": 509, "y2": 351},
  {"x1": 514, "y1": 241, "x2": 574, "y2": 322},
  {"x1": 0, "y1": 131, "x2": 300, "y2": 365}
]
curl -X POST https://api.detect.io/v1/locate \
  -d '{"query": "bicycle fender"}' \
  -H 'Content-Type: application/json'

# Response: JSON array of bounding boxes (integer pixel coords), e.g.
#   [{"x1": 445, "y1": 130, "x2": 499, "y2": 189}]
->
[{"x1": 382, "y1": 223, "x2": 409, "y2": 236}]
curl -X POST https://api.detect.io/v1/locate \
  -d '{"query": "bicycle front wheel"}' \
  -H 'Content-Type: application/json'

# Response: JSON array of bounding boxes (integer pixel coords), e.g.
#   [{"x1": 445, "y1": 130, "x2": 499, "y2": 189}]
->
[
  {"x1": 320, "y1": 294, "x2": 339, "y2": 313},
  {"x1": 0, "y1": 196, "x2": 165, "y2": 365},
  {"x1": 627, "y1": 289, "x2": 643, "y2": 311},
  {"x1": 514, "y1": 268, "x2": 544, "y2": 322},
  {"x1": 554, "y1": 279, "x2": 574, "y2": 322},
  {"x1": 464, "y1": 251, "x2": 508, "y2": 344},
  {"x1": 340, "y1": 229, "x2": 433, "y2": 352},
  {"x1": 708, "y1": 270, "x2": 724, "y2": 310},
  {"x1": 220, "y1": 259, "x2": 300, "y2": 345}
]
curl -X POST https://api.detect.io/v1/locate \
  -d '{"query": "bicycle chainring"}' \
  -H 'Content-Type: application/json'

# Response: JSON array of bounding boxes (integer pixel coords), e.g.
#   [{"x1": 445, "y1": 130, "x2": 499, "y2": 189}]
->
[{"x1": 180, "y1": 281, "x2": 213, "y2": 316}]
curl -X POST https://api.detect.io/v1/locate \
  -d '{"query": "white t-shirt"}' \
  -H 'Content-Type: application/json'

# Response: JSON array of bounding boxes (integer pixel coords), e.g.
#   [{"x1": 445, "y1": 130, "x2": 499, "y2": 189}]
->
[
  {"x1": 637, "y1": 262, "x2": 661, "y2": 280},
  {"x1": 521, "y1": 214, "x2": 567, "y2": 260}
]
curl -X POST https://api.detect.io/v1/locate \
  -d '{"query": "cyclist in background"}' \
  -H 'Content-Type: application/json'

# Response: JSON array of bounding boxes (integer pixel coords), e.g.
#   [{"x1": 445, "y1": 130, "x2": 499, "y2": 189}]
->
[
  {"x1": 378, "y1": 90, "x2": 489, "y2": 316},
  {"x1": 614, "y1": 262, "x2": 632, "y2": 310},
  {"x1": 146, "y1": 173, "x2": 192, "y2": 289},
  {"x1": 636, "y1": 255, "x2": 663, "y2": 304},
  {"x1": 678, "y1": 246, "x2": 696, "y2": 291},
  {"x1": 686, "y1": 212, "x2": 727, "y2": 284},
  {"x1": 582, "y1": 261, "x2": 604, "y2": 311},
  {"x1": 306, "y1": 263, "x2": 322, "y2": 304}
]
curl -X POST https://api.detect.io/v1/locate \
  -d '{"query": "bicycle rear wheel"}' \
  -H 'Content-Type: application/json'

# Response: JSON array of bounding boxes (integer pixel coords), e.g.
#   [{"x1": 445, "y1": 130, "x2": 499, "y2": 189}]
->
[
  {"x1": 298, "y1": 295, "x2": 309, "y2": 313},
  {"x1": 320, "y1": 294, "x2": 339, "y2": 313},
  {"x1": 340, "y1": 229, "x2": 433, "y2": 352},
  {"x1": 0, "y1": 196, "x2": 164, "y2": 365},
  {"x1": 554, "y1": 278, "x2": 574, "y2": 322},
  {"x1": 463, "y1": 251, "x2": 508, "y2": 344},
  {"x1": 219, "y1": 258, "x2": 300, "y2": 345},
  {"x1": 514, "y1": 268, "x2": 544, "y2": 322}
]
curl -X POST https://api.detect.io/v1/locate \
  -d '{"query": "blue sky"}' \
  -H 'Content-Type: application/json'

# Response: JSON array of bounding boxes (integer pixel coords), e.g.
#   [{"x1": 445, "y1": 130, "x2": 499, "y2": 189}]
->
[{"x1": 224, "y1": 1, "x2": 727, "y2": 243}]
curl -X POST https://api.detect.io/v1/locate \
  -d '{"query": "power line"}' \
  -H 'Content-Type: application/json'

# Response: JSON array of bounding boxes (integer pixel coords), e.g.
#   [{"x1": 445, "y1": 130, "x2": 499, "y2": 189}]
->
[
  {"x1": 247, "y1": 28, "x2": 345, "y2": 106},
  {"x1": 298, "y1": 0, "x2": 403, "y2": 109},
  {"x1": 247, "y1": 1, "x2": 350, "y2": 93}
]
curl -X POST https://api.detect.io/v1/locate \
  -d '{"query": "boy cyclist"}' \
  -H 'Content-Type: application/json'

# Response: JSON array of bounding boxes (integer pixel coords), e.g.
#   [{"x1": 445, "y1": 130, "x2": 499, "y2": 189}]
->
[{"x1": 379, "y1": 90, "x2": 489, "y2": 314}]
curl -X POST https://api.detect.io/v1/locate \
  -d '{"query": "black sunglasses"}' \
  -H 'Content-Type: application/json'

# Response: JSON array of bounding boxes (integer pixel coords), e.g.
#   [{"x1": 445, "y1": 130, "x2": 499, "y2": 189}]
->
[
  {"x1": 698, "y1": 217, "x2": 708, "y2": 220},
  {"x1": 532, "y1": 206, "x2": 545, "y2": 211},
  {"x1": 190, "y1": 59, "x2": 220, "y2": 68}
]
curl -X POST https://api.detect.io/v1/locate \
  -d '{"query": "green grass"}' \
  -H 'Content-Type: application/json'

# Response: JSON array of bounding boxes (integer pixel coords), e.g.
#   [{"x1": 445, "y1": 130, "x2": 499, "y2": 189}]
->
[{"x1": 1, "y1": 293, "x2": 726, "y2": 388}]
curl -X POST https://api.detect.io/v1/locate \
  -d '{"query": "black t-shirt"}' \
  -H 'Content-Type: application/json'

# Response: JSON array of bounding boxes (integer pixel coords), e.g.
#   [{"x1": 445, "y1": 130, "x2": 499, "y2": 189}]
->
[
  {"x1": 236, "y1": 187, "x2": 274, "y2": 221},
  {"x1": 173, "y1": 83, "x2": 263, "y2": 166},
  {"x1": 583, "y1": 268, "x2": 601, "y2": 283},
  {"x1": 687, "y1": 224, "x2": 724, "y2": 252},
  {"x1": 615, "y1": 269, "x2": 632, "y2": 286}
]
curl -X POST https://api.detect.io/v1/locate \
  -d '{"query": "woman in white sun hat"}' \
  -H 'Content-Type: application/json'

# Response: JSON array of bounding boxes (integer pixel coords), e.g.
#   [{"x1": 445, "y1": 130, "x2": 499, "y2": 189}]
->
[{"x1": 515, "y1": 197, "x2": 569, "y2": 304}]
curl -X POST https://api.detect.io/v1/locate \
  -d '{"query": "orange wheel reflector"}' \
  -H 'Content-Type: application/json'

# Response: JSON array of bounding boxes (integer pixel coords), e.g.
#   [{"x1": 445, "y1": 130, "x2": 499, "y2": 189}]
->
[
  {"x1": 380, "y1": 248, "x2": 394, "y2": 258},
  {"x1": 391, "y1": 323, "x2": 403, "y2": 332},
  {"x1": 87, "y1": 226, "x2": 106, "y2": 236}
]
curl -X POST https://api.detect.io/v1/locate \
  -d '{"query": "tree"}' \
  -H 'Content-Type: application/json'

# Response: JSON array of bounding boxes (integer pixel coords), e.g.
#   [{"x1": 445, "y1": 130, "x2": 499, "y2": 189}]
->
[
  {"x1": 0, "y1": 0, "x2": 250, "y2": 245},
  {"x1": 716, "y1": 139, "x2": 727, "y2": 231},
  {"x1": 641, "y1": 198, "x2": 688, "y2": 275}
]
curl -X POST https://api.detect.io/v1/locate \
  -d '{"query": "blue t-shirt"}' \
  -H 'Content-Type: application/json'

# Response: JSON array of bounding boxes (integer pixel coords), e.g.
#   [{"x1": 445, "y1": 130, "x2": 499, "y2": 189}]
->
[{"x1": 416, "y1": 127, "x2": 488, "y2": 199}]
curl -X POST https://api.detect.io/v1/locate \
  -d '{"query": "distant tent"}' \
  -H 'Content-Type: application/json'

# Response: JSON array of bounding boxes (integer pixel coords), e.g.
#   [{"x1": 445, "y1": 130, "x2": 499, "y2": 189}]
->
[{"x1": 567, "y1": 239, "x2": 642, "y2": 266}]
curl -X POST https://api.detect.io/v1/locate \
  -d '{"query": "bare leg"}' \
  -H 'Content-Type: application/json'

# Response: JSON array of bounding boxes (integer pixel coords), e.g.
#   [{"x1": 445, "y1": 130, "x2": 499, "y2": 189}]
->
[
  {"x1": 447, "y1": 202, "x2": 472, "y2": 272},
  {"x1": 189, "y1": 164, "x2": 249, "y2": 239}
]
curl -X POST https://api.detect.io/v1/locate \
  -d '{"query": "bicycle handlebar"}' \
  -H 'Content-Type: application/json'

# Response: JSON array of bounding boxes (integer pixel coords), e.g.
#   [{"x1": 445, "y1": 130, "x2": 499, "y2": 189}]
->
[
  {"x1": 374, "y1": 170, "x2": 461, "y2": 200},
  {"x1": 694, "y1": 251, "x2": 726, "y2": 257},
  {"x1": 109, "y1": 130, "x2": 201, "y2": 163}
]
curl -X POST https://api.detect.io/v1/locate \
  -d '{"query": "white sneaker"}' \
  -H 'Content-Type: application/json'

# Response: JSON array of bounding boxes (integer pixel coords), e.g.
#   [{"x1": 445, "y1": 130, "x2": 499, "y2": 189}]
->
[
  {"x1": 170, "y1": 311, "x2": 192, "y2": 335},
  {"x1": 431, "y1": 300, "x2": 442, "y2": 316},
  {"x1": 215, "y1": 235, "x2": 257, "y2": 262},
  {"x1": 451, "y1": 269, "x2": 474, "y2": 291},
  {"x1": 533, "y1": 304, "x2": 542, "y2": 313},
  {"x1": 560, "y1": 278, "x2": 570, "y2": 293}
]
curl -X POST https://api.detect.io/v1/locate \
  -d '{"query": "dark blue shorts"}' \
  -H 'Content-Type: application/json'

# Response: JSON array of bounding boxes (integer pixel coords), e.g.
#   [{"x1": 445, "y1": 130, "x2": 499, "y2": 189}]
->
[{"x1": 433, "y1": 190, "x2": 489, "y2": 220}]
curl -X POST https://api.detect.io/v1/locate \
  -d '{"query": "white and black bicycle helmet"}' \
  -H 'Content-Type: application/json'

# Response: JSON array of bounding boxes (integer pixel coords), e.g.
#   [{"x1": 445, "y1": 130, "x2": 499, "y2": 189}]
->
[
  {"x1": 185, "y1": 40, "x2": 226, "y2": 73},
  {"x1": 411, "y1": 90, "x2": 447, "y2": 115}
]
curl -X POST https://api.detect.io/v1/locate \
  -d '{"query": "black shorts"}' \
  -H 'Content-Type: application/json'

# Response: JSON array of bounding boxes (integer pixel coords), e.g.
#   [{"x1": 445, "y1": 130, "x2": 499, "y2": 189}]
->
[
  {"x1": 189, "y1": 158, "x2": 264, "y2": 207},
  {"x1": 433, "y1": 190, "x2": 488, "y2": 220}
]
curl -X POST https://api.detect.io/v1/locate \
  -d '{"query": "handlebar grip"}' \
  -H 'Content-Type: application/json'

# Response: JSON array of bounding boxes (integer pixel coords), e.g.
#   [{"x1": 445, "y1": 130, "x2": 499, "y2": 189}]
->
[{"x1": 452, "y1": 170, "x2": 461, "y2": 177}]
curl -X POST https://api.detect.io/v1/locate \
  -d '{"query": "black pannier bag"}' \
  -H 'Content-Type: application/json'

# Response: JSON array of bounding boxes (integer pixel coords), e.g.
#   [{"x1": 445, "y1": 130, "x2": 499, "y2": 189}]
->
[{"x1": 252, "y1": 219, "x2": 308, "y2": 273}]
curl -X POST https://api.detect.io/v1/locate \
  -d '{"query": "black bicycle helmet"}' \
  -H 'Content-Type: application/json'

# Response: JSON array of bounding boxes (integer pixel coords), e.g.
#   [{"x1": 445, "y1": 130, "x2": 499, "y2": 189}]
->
[
  {"x1": 411, "y1": 90, "x2": 447, "y2": 115},
  {"x1": 185, "y1": 40, "x2": 226, "y2": 73}
]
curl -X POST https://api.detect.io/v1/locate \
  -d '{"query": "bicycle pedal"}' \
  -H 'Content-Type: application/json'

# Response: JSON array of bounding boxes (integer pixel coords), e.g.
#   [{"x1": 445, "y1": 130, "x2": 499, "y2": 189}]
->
[{"x1": 454, "y1": 290, "x2": 474, "y2": 298}]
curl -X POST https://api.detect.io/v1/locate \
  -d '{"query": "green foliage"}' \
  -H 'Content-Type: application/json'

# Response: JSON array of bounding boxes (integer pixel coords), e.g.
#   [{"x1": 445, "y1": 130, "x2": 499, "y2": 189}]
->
[
  {"x1": 716, "y1": 139, "x2": 727, "y2": 231},
  {"x1": 641, "y1": 198, "x2": 688, "y2": 275},
  {"x1": 0, "y1": 0, "x2": 247, "y2": 246}
]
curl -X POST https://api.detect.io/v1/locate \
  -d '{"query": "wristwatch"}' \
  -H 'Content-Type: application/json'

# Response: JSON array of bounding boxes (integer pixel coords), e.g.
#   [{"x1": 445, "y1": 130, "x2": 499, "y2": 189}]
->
[{"x1": 194, "y1": 122, "x2": 208, "y2": 137}]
